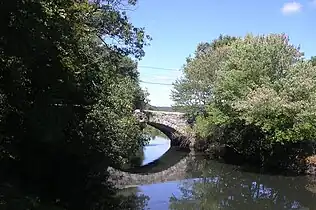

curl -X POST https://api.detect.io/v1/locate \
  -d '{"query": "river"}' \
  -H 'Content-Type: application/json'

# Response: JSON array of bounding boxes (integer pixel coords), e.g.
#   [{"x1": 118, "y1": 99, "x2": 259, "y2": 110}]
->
[{"x1": 120, "y1": 135, "x2": 316, "y2": 209}]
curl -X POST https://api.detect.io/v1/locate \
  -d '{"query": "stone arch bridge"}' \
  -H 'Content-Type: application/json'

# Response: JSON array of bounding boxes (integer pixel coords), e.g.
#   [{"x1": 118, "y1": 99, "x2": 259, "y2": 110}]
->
[
  {"x1": 107, "y1": 110, "x2": 196, "y2": 188},
  {"x1": 108, "y1": 149, "x2": 196, "y2": 188},
  {"x1": 135, "y1": 110, "x2": 194, "y2": 148}
]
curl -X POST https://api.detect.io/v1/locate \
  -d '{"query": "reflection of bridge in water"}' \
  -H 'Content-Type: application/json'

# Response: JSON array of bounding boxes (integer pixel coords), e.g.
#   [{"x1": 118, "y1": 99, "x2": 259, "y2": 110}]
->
[
  {"x1": 109, "y1": 148, "x2": 316, "y2": 209},
  {"x1": 108, "y1": 148, "x2": 194, "y2": 187},
  {"x1": 112, "y1": 156, "x2": 316, "y2": 210}
]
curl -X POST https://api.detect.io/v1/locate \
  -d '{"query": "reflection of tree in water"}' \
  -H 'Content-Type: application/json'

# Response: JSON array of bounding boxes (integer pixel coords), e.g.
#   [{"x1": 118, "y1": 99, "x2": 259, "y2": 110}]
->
[
  {"x1": 116, "y1": 187, "x2": 150, "y2": 210},
  {"x1": 123, "y1": 148, "x2": 145, "y2": 169},
  {"x1": 170, "y1": 157, "x2": 316, "y2": 209},
  {"x1": 114, "y1": 192, "x2": 149, "y2": 210},
  {"x1": 0, "y1": 156, "x2": 149, "y2": 210}
]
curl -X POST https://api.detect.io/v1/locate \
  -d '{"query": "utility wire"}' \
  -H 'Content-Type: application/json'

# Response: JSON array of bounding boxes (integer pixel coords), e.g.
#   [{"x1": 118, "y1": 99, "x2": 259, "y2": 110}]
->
[
  {"x1": 138, "y1": 65, "x2": 180, "y2": 71},
  {"x1": 140, "y1": 80, "x2": 173, "y2": 86}
]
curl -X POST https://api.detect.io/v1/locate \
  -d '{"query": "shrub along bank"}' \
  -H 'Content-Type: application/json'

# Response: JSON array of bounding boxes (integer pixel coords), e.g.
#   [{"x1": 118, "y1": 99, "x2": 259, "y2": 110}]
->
[{"x1": 172, "y1": 34, "x2": 316, "y2": 172}]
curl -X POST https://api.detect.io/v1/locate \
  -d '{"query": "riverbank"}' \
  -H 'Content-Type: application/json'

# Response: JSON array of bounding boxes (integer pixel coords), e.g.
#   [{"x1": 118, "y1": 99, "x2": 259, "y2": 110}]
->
[{"x1": 192, "y1": 137, "x2": 316, "y2": 176}]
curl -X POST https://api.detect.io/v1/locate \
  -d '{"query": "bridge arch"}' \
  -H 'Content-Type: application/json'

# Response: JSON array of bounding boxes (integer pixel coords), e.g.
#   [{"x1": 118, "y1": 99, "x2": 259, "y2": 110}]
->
[
  {"x1": 139, "y1": 110, "x2": 193, "y2": 148},
  {"x1": 107, "y1": 110, "x2": 196, "y2": 188},
  {"x1": 147, "y1": 121, "x2": 184, "y2": 147}
]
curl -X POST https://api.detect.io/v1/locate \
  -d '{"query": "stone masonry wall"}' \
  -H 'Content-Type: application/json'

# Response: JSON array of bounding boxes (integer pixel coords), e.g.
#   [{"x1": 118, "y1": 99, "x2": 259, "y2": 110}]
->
[{"x1": 145, "y1": 110, "x2": 195, "y2": 147}]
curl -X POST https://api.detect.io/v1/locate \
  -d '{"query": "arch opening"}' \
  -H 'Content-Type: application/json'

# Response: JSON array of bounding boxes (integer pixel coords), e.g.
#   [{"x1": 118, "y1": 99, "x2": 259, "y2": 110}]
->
[
  {"x1": 118, "y1": 123, "x2": 190, "y2": 174},
  {"x1": 147, "y1": 122, "x2": 184, "y2": 147},
  {"x1": 125, "y1": 147, "x2": 189, "y2": 174},
  {"x1": 109, "y1": 118, "x2": 191, "y2": 180},
  {"x1": 142, "y1": 126, "x2": 171, "y2": 166}
]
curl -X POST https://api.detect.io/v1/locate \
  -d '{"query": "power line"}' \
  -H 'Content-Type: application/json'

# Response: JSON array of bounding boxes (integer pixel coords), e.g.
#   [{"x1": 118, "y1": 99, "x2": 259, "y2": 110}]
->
[
  {"x1": 140, "y1": 72, "x2": 178, "y2": 78},
  {"x1": 138, "y1": 65, "x2": 180, "y2": 71},
  {"x1": 140, "y1": 80, "x2": 173, "y2": 86}
]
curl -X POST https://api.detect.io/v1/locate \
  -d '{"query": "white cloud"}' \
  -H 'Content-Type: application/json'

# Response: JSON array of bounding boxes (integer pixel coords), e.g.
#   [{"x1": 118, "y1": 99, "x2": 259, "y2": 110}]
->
[{"x1": 281, "y1": 2, "x2": 302, "y2": 15}]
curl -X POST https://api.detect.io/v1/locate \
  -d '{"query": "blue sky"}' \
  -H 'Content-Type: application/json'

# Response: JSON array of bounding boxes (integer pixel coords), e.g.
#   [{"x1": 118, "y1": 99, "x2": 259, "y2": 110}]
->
[{"x1": 129, "y1": 0, "x2": 316, "y2": 107}]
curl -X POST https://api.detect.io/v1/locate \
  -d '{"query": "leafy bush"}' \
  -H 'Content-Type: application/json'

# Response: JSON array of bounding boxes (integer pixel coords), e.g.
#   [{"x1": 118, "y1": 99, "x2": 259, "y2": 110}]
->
[
  {"x1": 174, "y1": 33, "x2": 316, "y2": 164},
  {"x1": 214, "y1": 34, "x2": 316, "y2": 144}
]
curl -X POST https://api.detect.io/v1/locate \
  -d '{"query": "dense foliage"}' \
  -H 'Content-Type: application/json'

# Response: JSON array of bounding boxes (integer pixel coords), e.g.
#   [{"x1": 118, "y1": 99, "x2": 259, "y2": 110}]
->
[
  {"x1": 0, "y1": 0, "x2": 150, "y2": 209},
  {"x1": 172, "y1": 34, "x2": 316, "y2": 164},
  {"x1": 311, "y1": 56, "x2": 316, "y2": 67},
  {"x1": 171, "y1": 35, "x2": 237, "y2": 119}
]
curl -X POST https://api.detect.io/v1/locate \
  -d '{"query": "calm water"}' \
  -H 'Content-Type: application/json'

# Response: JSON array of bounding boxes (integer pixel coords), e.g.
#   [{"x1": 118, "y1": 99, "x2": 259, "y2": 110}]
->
[
  {"x1": 142, "y1": 136, "x2": 171, "y2": 166},
  {"x1": 121, "y1": 136, "x2": 316, "y2": 210}
]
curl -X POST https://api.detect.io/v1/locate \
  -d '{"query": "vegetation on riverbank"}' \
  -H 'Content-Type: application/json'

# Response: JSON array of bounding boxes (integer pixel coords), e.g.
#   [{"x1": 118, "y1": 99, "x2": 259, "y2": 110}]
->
[
  {"x1": 0, "y1": 0, "x2": 150, "y2": 209},
  {"x1": 172, "y1": 34, "x2": 316, "y2": 170}
]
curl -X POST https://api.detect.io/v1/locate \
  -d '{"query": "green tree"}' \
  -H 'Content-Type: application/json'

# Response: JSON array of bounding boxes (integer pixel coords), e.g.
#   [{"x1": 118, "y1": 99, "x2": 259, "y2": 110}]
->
[
  {"x1": 177, "y1": 33, "x2": 316, "y2": 164},
  {"x1": 213, "y1": 34, "x2": 316, "y2": 144},
  {"x1": 171, "y1": 35, "x2": 237, "y2": 119},
  {"x1": 0, "y1": 0, "x2": 150, "y2": 209},
  {"x1": 310, "y1": 56, "x2": 316, "y2": 66}
]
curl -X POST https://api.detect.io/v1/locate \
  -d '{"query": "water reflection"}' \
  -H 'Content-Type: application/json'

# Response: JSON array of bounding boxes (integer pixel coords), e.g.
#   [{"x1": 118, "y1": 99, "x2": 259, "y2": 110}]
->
[
  {"x1": 121, "y1": 126, "x2": 316, "y2": 209},
  {"x1": 142, "y1": 136, "x2": 170, "y2": 166},
  {"x1": 133, "y1": 155, "x2": 316, "y2": 209}
]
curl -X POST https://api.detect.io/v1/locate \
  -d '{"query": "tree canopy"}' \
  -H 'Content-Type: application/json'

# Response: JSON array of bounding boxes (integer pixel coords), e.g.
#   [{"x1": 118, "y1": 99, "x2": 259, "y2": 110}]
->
[
  {"x1": 171, "y1": 35, "x2": 237, "y2": 118},
  {"x1": 172, "y1": 33, "x2": 316, "y2": 163},
  {"x1": 0, "y1": 0, "x2": 150, "y2": 209},
  {"x1": 311, "y1": 56, "x2": 316, "y2": 67}
]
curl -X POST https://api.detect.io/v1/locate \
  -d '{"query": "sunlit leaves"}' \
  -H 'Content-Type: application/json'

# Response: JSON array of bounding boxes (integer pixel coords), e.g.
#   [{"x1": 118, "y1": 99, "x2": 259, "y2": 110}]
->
[
  {"x1": 189, "y1": 33, "x2": 316, "y2": 145},
  {"x1": 171, "y1": 35, "x2": 237, "y2": 118},
  {"x1": 311, "y1": 56, "x2": 316, "y2": 67},
  {"x1": 219, "y1": 34, "x2": 316, "y2": 143}
]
